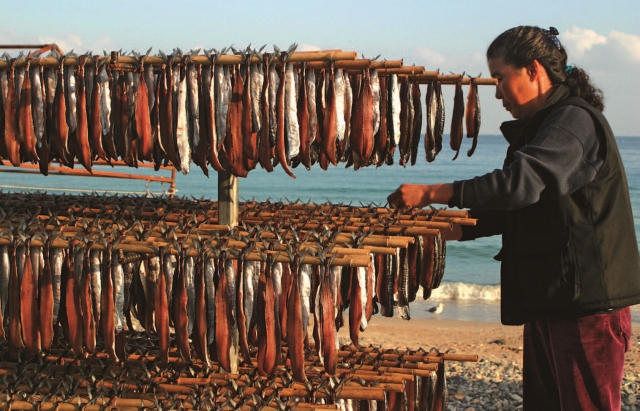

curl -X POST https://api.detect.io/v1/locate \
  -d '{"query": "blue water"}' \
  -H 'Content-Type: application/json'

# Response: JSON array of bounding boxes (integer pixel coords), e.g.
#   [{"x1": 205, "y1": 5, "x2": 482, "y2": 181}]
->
[{"x1": 2, "y1": 135, "x2": 639, "y2": 324}]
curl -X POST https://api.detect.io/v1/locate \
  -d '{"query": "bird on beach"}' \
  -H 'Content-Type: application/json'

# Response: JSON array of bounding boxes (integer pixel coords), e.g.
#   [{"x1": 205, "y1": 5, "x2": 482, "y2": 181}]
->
[{"x1": 428, "y1": 303, "x2": 444, "y2": 317}]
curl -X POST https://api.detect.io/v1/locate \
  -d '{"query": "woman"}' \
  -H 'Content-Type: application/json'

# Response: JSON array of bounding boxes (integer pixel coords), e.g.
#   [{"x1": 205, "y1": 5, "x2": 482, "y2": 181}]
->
[{"x1": 388, "y1": 26, "x2": 640, "y2": 410}]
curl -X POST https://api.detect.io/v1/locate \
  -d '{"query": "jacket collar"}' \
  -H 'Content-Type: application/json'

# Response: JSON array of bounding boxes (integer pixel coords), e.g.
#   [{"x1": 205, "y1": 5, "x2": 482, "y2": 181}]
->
[{"x1": 500, "y1": 85, "x2": 571, "y2": 145}]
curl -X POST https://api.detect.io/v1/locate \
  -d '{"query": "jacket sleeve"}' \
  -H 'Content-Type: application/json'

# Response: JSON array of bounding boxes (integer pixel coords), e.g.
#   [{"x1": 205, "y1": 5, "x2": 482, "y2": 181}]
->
[
  {"x1": 460, "y1": 208, "x2": 506, "y2": 241},
  {"x1": 451, "y1": 106, "x2": 603, "y2": 211}
]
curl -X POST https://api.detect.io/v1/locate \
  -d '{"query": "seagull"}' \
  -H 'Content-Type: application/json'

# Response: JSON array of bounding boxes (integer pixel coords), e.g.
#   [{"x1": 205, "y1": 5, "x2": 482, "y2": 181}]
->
[{"x1": 428, "y1": 303, "x2": 444, "y2": 317}]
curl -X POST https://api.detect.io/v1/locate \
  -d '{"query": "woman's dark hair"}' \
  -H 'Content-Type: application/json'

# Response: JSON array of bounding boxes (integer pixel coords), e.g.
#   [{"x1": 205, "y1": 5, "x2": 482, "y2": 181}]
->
[{"x1": 486, "y1": 26, "x2": 604, "y2": 111}]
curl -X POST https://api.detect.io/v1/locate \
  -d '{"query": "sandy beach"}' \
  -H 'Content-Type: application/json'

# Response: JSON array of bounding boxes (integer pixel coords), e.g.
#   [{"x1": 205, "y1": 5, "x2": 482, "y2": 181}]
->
[{"x1": 337, "y1": 316, "x2": 640, "y2": 410}]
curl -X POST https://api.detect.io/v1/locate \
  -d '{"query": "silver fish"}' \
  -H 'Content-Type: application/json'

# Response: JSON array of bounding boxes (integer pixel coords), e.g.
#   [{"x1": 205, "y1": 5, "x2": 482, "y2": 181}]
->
[
  {"x1": 243, "y1": 260, "x2": 260, "y2": 339},
  {"x1": 390, "y1": 74, "x2": 401, "y2": 146},
  {"x1": 329, "y1": 265, "x2": 341, "y2": 349},
  {"x1": 334, "y1": 69, "x2": 346, "y2": 142},
  {"x1": 299, "y1": 263, "x2": 312, "y2": 342},
  {"x1": 0, "y1": 245, "x2": 9, "y2": 322},
  {"x1": 176, "y1": 67, "x2": 190, "y2": 174},
  {"x1": 64, "y1": 64, "x2": 77, "y2": 132},
  {"x1": 84, "y1": 61, "x2": 94, "y2": 113},
  {"x1": 30, "y1": 67, "x2": 45, "y2": 146},
  {"x1": 15, "y1": 66, "x2": 25, "y2": 102},
  {"x1": 186, "y1": 63, "x2": 199, "y2": 152},
  {"x1": 225, "y1": 258, "x2": 237, "y2": 323},
  {"x1": 313, "y1": 265, "x2": 324, "y2": 364},
  {"x1": 268, "y1": 62, "x2": 279, "y2": 145},
  {"x1": 112, "y1": 251, "x2": 125, "y2": 333},
  {"x1": 250, "y1": 63, "x2": 263, "y2": 132},
  {"x1": 164, "y1": 254, "x2": 177, "y2": 305},
  {"x1": 0, "y1": 69, "x2": 8, "y2": 106},
  {"x1": 90, "y1": 250, "x2": 102, "y2": 327},
  {"x1": 371, "y1": 69, "x2": 381, "y2": 136},
  {"x1": 74, "y1": 249, "x2": 84, "y2": 282},
  {"x1": 284, "y1": 63, "x2": 299, "y2": 159},
  {"x1": 272, "y1": 261, "x2": 283, "y2": 318},
  {"x1": 144, "y1": 63, "x2": 156, "y2": 111},
  {"x1": 204, "y1": 257, "x2": 216, "y2": 344},
  {"x1": 30, "y1": 247, "x2": 43, "y2": 285},
  {"x1": 202, "y1": 63, "x2": 217, "y2": 147},
  {"x1": 357, "y1": 266, "x2": 368, "y2": 331},
  {"x1": 214, "y1": 65, "x2": 231, "y2": 145},
  {"x1": 305, "y1": 68, "x2": 317, "y2": 144},
  {"x1": 97, "y1": 64, "x2": 111, "y2": 134},
  {"x1": 51, "y1": 248, "x2": 63, "y2": 324},
  {"x1": 185, "y1": 256, "x2": 196, "y2": 335}
]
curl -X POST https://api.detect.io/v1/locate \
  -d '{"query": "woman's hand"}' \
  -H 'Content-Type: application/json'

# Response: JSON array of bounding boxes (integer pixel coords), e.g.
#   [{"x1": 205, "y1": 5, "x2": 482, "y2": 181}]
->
[{"x1": 387, "y1": 183, "x2": 455, "y2": 209}]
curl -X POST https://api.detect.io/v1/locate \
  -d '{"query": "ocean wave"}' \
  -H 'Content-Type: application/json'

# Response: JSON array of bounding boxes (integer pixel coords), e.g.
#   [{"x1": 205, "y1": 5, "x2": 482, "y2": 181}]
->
[{"x1": 425, "y1": 281, "x2": 501, "y2": 301}]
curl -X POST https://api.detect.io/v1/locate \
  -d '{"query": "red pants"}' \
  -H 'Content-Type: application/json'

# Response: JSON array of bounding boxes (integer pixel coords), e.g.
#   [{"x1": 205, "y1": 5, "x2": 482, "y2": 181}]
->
[{"x1": 523, "y1": 307, "x2": 632, "y2": 411}]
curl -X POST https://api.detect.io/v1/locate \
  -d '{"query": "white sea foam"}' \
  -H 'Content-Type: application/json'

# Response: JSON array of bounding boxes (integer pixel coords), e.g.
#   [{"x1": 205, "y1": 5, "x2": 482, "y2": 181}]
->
[{"x1": 425, "y1": 282, "x2": 501, "y2": 301}]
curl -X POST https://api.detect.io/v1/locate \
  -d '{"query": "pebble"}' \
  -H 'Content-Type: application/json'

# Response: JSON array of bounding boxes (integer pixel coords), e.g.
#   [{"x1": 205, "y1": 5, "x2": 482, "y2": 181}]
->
[{"x1": 444, "y1": 360, "x2": 639, "y2": 410}]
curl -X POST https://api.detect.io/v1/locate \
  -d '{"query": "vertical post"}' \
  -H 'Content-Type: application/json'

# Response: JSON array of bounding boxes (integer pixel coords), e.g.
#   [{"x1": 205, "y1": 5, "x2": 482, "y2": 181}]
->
[{"x1": 218, "y1": 169, "x2": 238, "y2": 228}]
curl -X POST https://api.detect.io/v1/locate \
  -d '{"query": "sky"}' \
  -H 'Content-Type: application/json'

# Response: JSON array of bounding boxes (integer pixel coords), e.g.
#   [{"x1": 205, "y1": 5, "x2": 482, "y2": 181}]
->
[{"x1": 1, "y1": 0, "x2": 639, "y2": 136}]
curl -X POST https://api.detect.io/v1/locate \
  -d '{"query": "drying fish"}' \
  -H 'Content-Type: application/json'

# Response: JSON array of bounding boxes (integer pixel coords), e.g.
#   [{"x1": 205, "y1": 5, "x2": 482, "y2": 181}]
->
[
  {"x1": 21, "y1": 245, "x2": 41, "y2": 353},
  {"x1": 297, "y1": 65, "x2": 312, "y2": 169},
  {"x1": 321, "y1": 66, "x2": 338, "y2": 169},
  {"x1": 80, "y1": 247, "x2": 96, "y2": 354},
  {"x1": 186, "y1": 58, "x2": 200, "y2": 158},
  {"x1": 135, "y1": 52, "x2": 154, "y2": 162},
  {"x1": 319, "y1": 263, "x2": 337, "y2": 375},
  {"x1": 389, "y1": 74, "x2": 401, "y2": 152},
  {"x1": 258, "y1": 53, "x2": 274, "y2": 172},
  {"x1": 350, "y1": 69, "x2": 375, "y2": 169},
  {"x1": 200, "y1": 51, "x2": 224, "y2": 173},
  {"x1": 225, "y1": 66, "x2": 249, "y2": 177},
  {"x1": 284, "y1": 62, "x2": 300, "y2": 161},
  {"x1": 216, "y1": 254, "x2": 235, "y2": 372},
  {"x1": 75, "y1": 55, "x2": 92, "y2": 171},
  {"x1": 243, "y1": 259, "x2": 260, "y2": 348},
  {"x1": 156, "y1": 249, "x2": 170, "y2": 365},
  {"x1": 51, "y1": 247, "x2": 63, "y2": 325},
  {"x1": 250, "y1": 59, "x2": 263, "y2": 132},
  {"x1": 63, "y1": 248, "x2": 83, "y2": 355},
  {"x1": 176, "y1": 63, "x2": 191, "y2": 174},
  {"x1": 398, "y1": 76, "x2": 409, "y2": 166},
  {"x1": 158, "y1": 54, "x2": 181, "y2": 171},
  {"x1": 101, "y1": 245, "x2": 117, "y2": 360},
  {"x1": 287, "y1": 253, "x2": 307, "y2": 382},
  {"x1": 30, "y1": 64, "x2": 45, "y2": 148},
  {"x1": 173, "y1": 253, "x2": 191, "y2": 361},
  {"x1": 376, "y1": 75, "x2": 389, "y2": 167},
  {"x1": 465, "y1": 76, "x2": 481, "y2": 157},
  {"x1": 90, "y1": 250, "x2": 102, "y2": 329},
  {"x1": 268, "y1": 57, "x2": 279, "y2": 152},
  {"x1": 334, "y1": 68, "x2": 346, "y2": 145},
  {"x1": 4, "y1": 59, "x2": 21, "y2": 166},
  {"x1": 184, "y1": 255, "x2": 196, "y2": 336},
  {"x1": 202, "y1": 256, "x2": 216, "y2": 347},
  {"x1": 424, "y1": 80, "x2": 437, "y2": 162},
  {"x1": 193, "y1": 256, "x2": 210, "y2": 366},
  {"x1": 410, "y1": 81, "x2": 422, "y2": 166},
  {"x1": 275, "y1": 47, "x2": 297, "y2": 178},
  {"x1": 235, "y1": 257, "x2": 252, "y2": 365},
  {"x1": 435, "y1": 80, "x2": 445, "y2": 155},
  {"x1": 242, "y1": 50, "x2": 259, "y2": 170},
  {"x1": 0, "y1": 246, "x2": 8, "y2": 335},
  {"x1": 215, "y1": 64, "x2": 232, "y2": 150},
  {"x1": 90, "y1": 58, "x2": 108, "y2": 162},
  {"x1": 450, "y1": 77, "x2": 464, "y2": 160}
]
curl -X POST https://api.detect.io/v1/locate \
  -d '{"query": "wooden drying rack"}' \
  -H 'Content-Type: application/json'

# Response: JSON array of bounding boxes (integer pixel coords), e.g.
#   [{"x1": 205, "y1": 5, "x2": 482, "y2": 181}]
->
[{"x1": 0, "y1": 43, "x2": 496, "y2": 227}]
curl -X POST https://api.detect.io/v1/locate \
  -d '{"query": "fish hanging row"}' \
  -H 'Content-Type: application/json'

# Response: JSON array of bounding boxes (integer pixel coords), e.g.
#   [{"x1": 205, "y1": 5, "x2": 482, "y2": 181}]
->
[
  {"x1": 0, "y1": 192, "x2": 464, "y2": 382},
  {"x1": 0, "y1": 45, "x2": 483, "y2": 178}
]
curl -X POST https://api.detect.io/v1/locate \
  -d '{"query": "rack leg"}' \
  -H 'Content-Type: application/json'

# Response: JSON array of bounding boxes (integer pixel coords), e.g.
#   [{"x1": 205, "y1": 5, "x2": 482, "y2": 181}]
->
[{"x1": 218, "y1": 170, "x2": 238, "y2": 228}]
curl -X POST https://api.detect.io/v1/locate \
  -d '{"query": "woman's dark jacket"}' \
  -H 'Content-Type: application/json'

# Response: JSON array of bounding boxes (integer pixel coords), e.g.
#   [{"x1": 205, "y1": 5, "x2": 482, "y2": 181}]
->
[{"x1": 449, "y1": 86, "x2": 640, "y2": 325}]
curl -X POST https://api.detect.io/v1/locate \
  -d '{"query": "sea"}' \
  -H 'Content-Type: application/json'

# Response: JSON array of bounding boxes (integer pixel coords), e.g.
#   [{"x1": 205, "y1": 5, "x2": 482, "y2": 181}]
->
[{"x1": 2, "y1": 135, "x2": 639, "y2": 325}]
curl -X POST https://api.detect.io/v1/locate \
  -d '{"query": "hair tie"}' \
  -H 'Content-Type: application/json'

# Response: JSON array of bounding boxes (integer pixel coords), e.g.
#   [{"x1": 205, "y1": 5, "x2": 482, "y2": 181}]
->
[
  {"x1": 542, "y1": 27, "x2": 562, "y2": 50},
  {"x1": 565, "y1": 65, "x2": 574, "y2": 75}
]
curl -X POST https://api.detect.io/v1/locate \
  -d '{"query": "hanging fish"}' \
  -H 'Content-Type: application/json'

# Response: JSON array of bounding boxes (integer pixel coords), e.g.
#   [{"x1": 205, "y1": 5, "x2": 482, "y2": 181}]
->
[
  {"x1": 203, "y1": 50, "x2": 225, "y2": 173},
  {"x1": 80, "y1": 247, "x2": 96, "y2": 354},
  {"x1": 450, "y1": 77, "x2": 465, "y2": 160},
  {"x1": 297, "y1": 65, "x2": 311, "y2": 169},
  {"x1": 158, "y1": 54, "x2": 181, "y2": 171},
  {"x1": 21, "y1": 244, "x2": 41, "y2": 353},
  {"x1": 410, "y1": 81, "x2": 422, "y2": 166},
  {"x1": 90, "y1": 58, "x2": 108, "y2": 163},
  {"x1": 258, "y1": 53, "x2": 274, "y2": 172},
  {"x1": 193, "y1": 256, "x2": 210, "y2": 366},
  {"x1": 284, "y1": 62, "x2": 300, "y2": 162},
  {"x1": 287, "y1": 254, "x2": 307, "y2": 383},
  {"x1": 376, "y1": 75, "x2": 389, "y2": 167},
  {"x1": 350, "y1": 69, "x2": 375, "y2": 169},
  {"x1": 135, "y1": 52, "x2": 154, "y2": 162},
  {"x1": 225, "y1": 66, "x2": 249, "y2": 177},
  {"x1": 74, "y1": 55, "x2": 92, "y2": 171},
  {"x1": 465, "y1": 77, "x2": 481, "y2": 157},
  {"x1": 215, "y1": 64, "x2": 232, "y2": 151},
  {"x1": 173, "y1": 252, "x2": 191, "y2": 361},
  {"x1": 398, "y1": 76, "x2": 410, "y2": 166},
  {"x1": 176, "y1": 63, "x2": 191, "y2": 174},
  {"x1": 275, "y1": 48, "x2": 297, "y2": 178},
  {"x1": 320, "y1": 66, "x2": 338, "y2": 169},
  {"x1": 424, "y1": 80, "x2": 437, "y2": 162},
  {"x1": 204, "y1": 256, "x2": 216, "y2": 346},
  {"x1": 98, "y1": 61, "x2": 117, "y2": 161},
  {"x1": 4, "y1": 59, "x2": 21, "y2": 166},
  {"x1": 434, "y1": 80, "x2": 445, "y2": 155},
  {"x1": 242, "y1": 50, "x2": 259, "y2": 170},
  {"x1": 30, "y1": 64, "x2": 45, "y2": 150},
  {"x1": 186, "y1": 58, "x2": 200, "y2": 162},
  {"x1": 156, "y1": 249, "x2": 170, "y2": 365}
]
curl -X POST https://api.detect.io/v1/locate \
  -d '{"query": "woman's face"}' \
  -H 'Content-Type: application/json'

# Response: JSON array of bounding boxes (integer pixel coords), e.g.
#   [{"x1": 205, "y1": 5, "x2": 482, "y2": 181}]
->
[{"x1": 488, "y1": 56, "x2": 542, "y2": 119}]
